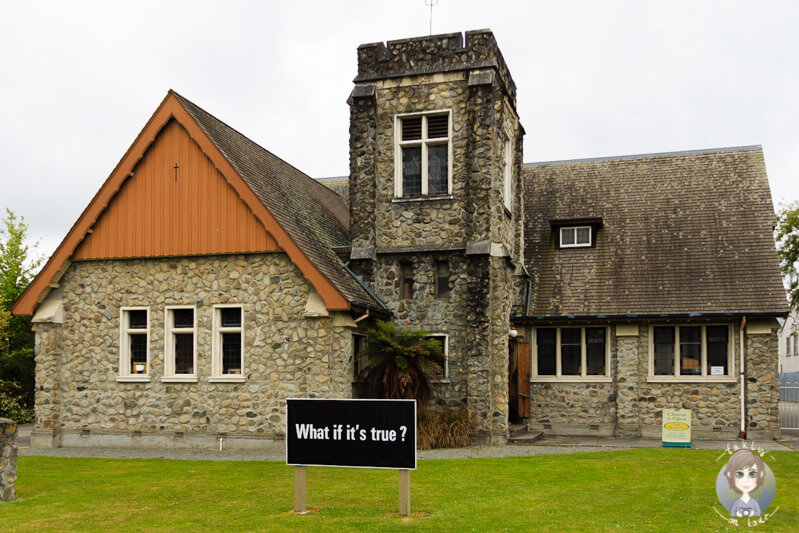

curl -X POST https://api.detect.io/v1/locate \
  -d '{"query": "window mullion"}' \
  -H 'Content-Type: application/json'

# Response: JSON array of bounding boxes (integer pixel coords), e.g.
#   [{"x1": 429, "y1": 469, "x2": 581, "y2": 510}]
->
[
  {"x1": 581, "y1": 327, "x2": 586, "y2": 377},
  {"x1": 555, "y1": 328, "x2": 562, "y2": 377},
  {"x1": 674, "y1": 326, "x2": 680, "y2": 376},
  {"x1": 421, "y1": 141, "x2": 429, "y2": 196},
  {"x1": 701, "y1": 326, "x2": 707, "y2": 376}
]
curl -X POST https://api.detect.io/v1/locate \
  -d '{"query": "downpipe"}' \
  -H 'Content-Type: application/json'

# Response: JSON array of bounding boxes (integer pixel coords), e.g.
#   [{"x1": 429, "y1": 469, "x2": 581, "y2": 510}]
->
[{"x1": 739, "y1": 316, "x2": 747, "y2": 440}]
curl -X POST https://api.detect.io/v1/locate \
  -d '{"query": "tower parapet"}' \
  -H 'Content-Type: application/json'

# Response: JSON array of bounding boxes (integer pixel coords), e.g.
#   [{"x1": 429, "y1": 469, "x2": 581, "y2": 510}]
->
[{"x1": 354, "y1": 30, "x2": 516, "y2": 108}]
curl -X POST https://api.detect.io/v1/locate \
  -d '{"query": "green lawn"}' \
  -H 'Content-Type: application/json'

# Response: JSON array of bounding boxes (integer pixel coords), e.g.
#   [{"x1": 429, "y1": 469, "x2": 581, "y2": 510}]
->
[{"x1": 5, "y1": 449, "x2": 798, "y2": 531}]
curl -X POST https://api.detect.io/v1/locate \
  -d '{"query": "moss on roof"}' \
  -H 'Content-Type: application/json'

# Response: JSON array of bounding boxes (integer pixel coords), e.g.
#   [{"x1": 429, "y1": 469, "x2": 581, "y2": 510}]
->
[{"x1": 523, "y1": 147, "x2": 788, "y2": 317}]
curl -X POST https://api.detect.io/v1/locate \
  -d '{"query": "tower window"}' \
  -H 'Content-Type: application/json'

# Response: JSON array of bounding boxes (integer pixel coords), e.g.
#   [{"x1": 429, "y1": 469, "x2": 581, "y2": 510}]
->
[
  {"x1": 435, "y1": 260, "x2": 450, "y2": 298},
  {"x1": 401, "y1": 263, "x2": 414, "y2": 299},
  {"x1": 395, "y1": 111, "x2": 451, "y2": 198}
]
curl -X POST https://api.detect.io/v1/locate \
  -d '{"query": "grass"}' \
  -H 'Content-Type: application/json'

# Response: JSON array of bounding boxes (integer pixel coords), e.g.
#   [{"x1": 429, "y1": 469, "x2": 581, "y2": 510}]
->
[{"x1": 4, "y1": 449, "x2": 799, "y2": 531}]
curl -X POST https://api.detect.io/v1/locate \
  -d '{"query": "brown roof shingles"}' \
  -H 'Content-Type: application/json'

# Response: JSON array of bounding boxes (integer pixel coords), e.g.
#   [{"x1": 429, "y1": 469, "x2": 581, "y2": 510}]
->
[
  {"x1": 523, "y1": 146, "x2": 788, "y2": 317},
  {"x1": 173, "y1": 92, "x2": 385, "y2": 312}
]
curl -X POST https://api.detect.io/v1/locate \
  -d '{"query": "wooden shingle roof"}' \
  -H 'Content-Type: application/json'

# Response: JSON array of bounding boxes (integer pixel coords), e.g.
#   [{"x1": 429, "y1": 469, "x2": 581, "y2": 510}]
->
[{"x1": 522, "y1": 146, "x2": 788, "y2": 318}]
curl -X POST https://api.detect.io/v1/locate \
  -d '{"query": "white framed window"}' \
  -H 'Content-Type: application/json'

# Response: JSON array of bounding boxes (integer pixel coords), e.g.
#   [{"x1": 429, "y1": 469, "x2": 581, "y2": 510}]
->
[
  {"x1": 532, "y1": 327, "x2": 610, "y2": 381},
  {"x1": 118, "y1": 307, "x2": 150, "y2": 382},
  {"x1": 428, "y1": 334, "x2": 449, "y2": 381},
  {"x1": 503, "y1": 133, "x2": 513, "y2": 211},
  {"x1": 394, "y1": 110, "x2": 452, "y2": 198},
  {"x1": 163, "y1": 306, "x2": 197, "y2": 382},
  {"x1": 648, "y1": 324, "x2": 734, "y2": 381},
  {"x1": 559, "y1": 226, "x2": 592, "y2": 248},
  {"x1": 210, "y1": 305, "x2": 245, "y2": 382}
]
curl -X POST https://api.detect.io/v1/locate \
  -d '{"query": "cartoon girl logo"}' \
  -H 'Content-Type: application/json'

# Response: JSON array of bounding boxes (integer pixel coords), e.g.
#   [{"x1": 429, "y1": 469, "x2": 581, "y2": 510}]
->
[{"x1": 716, "y1": 449, "x2": 776, "y2": 519}]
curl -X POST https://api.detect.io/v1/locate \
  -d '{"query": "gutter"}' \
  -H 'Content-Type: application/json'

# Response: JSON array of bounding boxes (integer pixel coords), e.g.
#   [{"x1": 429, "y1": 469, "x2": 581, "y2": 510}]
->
[
  {"x1": 343, "y1": 262, "x2": 392, "y2": 318},
  {"x1": 511, "y1": 311, "x2": 786, "y2": 322}
]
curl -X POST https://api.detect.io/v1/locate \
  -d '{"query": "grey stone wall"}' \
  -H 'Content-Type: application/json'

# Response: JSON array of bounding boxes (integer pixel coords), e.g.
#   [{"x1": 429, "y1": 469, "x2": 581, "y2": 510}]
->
[
  {"x1": 0, "y1": 418, "x2": 16, "y2": 501},
  {"x1": 347, "y1": 31, "x2": 525, "y2": 444},
  {"x1": 519, "y1": 323, "x2": 780, "y2": 440},
  {"x1": 32, "y1": 254, "x2": 354, "y2": 449},
  {"x1": 746, "y1": 331, "x2": 780, "y2": 440},
  {"x1": 354, "y1": 30, "x2": 517, "y2": 106},
  {"x1": 527, "y1": 382, "x2": 617, "y2": 436}
]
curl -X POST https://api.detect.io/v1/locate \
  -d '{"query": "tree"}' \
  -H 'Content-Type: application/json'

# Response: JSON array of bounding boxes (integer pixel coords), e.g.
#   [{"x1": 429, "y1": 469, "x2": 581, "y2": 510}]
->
[
  {"x1": 776, "y1": 202, "x2": 799, "y2": 311},
  {"x1": 0, "y1": 209, "x2": 41, "y2": 418},
  {"x1": 1, "y1": 209, "x2": 42, "y2": 350},
  {"x1": 359, "y1": 320, "x2": 444, "y2": 407}
]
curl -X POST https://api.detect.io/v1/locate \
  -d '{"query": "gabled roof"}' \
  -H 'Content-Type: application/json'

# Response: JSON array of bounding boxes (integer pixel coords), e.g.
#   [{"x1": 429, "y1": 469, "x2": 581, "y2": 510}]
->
[
  {"x1": 522, "y1": 146, "x2": 788, "y2": 319},
  {"x1": 13, "y1": 91, "x2": 386, "y2": 316}
]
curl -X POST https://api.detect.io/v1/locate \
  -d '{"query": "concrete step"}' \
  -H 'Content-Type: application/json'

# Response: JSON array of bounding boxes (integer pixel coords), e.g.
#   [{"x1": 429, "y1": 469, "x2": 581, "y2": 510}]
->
[
  {"x1": 509, "y1": 423, "x2": 528, "y2": 437},
  {"x1": 508, "y1": 431, "x2": 544, "y2": 445}
]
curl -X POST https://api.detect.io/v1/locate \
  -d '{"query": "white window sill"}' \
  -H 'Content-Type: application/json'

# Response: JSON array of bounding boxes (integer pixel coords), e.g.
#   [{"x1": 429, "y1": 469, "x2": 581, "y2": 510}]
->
[
  {"x1": 647, "y1": 376, "x2": 737, "y2": 384},
  {"x1": 531, "y1": 376, "x2": 612, "y2": 383},
  {"x1": 208, "y1": 376, "x2": 247, "y2": 383},
  {"x1": 392, "y1": 194, "x2": 453, "y2": 204},
  {"x1": 116, "y1": 375, "x2": 151, "y2": 383},
  {"x1": 432, "y1": 379, "x2": 451, "y2": 384},
  {"x1": 161, "y1": 376, "x2": 198, "y2": 383}
]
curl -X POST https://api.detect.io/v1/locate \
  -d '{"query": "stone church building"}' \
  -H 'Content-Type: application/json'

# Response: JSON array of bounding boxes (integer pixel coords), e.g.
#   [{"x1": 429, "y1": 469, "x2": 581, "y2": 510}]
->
[{"x1": 14, "y1": 30, "x2": 787, "y2": 449}]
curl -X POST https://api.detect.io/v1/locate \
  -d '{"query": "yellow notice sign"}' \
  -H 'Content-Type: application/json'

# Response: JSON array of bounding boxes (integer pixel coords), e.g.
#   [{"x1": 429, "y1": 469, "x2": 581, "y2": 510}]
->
[{"x1": 662, "y1": 409, "x2": 691, "y2": 448}]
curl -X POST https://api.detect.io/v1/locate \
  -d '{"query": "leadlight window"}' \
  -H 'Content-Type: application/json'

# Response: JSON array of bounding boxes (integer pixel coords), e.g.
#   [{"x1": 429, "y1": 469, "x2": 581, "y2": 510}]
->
[{"x1": 395, "y1": 112, "x2": 451, "y2": 198}]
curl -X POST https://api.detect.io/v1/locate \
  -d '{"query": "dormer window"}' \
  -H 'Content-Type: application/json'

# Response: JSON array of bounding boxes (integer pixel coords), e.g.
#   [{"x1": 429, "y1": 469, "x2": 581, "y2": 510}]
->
[
  {"x1": 394, "y1": 111, "x2": 452, "y2": 198},
  {"x1": 550, "y1": 218, "x2": 603, "y2": 249},
  {"x1": 560, "y1": 226, "x2": 592, "y2": 248}
]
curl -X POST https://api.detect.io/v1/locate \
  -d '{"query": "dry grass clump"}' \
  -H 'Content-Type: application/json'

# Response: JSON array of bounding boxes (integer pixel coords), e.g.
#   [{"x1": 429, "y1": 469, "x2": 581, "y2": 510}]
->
[{"x1": 417, "y1": 408, "x2": 477, "y2": 449}]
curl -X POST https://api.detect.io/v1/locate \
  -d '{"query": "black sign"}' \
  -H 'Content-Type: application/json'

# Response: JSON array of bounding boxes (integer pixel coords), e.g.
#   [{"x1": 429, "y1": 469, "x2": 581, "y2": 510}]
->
[{"x1": 286, "y1": 398, "x2": 416, "y2": 470}]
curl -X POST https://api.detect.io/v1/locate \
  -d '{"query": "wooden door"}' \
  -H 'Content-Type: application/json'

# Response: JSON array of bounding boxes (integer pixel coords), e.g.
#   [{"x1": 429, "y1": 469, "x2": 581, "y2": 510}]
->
[
  {"x1": 517, "y1": 342, "x2": 531, "y2": 419},
  {"x1": 508, "y1": 341, "x2": 532, "y2": 421}
]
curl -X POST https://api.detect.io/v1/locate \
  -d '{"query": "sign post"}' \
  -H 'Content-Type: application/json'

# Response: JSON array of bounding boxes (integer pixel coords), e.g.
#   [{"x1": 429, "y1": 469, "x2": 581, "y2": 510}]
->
[
  {"x1": 662, "y1": 408, "x2": 692, "y2": 448},
  {"x1": 287, "y1": 398, "x2": 417, "y2": 515}
]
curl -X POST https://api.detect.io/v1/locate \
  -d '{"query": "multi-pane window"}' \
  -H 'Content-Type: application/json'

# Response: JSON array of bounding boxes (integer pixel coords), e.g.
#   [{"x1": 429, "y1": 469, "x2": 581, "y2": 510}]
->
[
  {"x1": 212, "y1": 305, "x2": 244, "y2": 379},
  {"x1": 119, "y1": 307, "x2": 149, "y2": 379},
  {"x1": 164, "y1": 306, "x2": 196, "y2": 379},
  {"x1": 560, "y1": 226, "x2": 592, "y2": 248},
  {"x1": 401, "y1": 263, "x2": 414, "y2": 299},
  {"x1": 435, "y1": 260, "x2": 450, "y2": 299},
  {"x1": 651, "y1": 325, "x2": 731, "y2": 377},
  {"x1": 428, "y1": 334, "x2": 449, "y2": 379},
  {"x1": 395, "y1": 112, "x2": 451, "y2": 198},
  {"x1": 533, "y1": 327, "x2": 609, "y2": 378}
]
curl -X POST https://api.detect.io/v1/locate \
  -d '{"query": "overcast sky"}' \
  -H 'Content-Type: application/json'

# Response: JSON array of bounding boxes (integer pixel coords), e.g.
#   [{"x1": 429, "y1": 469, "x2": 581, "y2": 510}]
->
[{"x1": 1, "y1": 0, "x2": 798, "y2": 258}]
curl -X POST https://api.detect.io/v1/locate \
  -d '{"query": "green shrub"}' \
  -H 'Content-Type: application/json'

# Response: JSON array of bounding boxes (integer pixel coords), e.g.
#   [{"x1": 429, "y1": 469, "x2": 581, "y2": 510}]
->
[
  {"x1": 0, "y1": 348, "x2": 35, "y2": 406},
  {"x1": 417, "y1": 408, "x2": 477, "y2": 449},
  {"x1": 0, "y1": 379, "x2": 34, "y2": 422}
]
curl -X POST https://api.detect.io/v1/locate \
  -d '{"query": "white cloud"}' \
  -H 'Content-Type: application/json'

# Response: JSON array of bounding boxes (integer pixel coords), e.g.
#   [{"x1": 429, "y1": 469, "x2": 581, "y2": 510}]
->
[{"x1": 1, "y1": 0, "x2": 797, "y2": 256}]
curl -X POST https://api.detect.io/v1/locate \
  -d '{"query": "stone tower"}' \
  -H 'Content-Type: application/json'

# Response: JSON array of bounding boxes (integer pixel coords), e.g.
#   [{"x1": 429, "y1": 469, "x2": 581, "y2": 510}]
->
[{"x1": 347, "y1": 30, "x2": 525, "y2": 444}]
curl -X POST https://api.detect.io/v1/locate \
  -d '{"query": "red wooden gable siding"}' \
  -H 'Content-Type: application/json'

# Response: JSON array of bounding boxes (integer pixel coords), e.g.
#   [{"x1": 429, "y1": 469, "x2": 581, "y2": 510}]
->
[{"x1": 73, "y1": 120, "x2": 277, "y2": 260}]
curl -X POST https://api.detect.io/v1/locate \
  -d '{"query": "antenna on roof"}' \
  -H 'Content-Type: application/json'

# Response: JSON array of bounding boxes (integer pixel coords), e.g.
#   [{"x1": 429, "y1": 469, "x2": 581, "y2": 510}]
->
[{"x1": 425, "y1": 0, "x2": 438, "y2": 35}]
